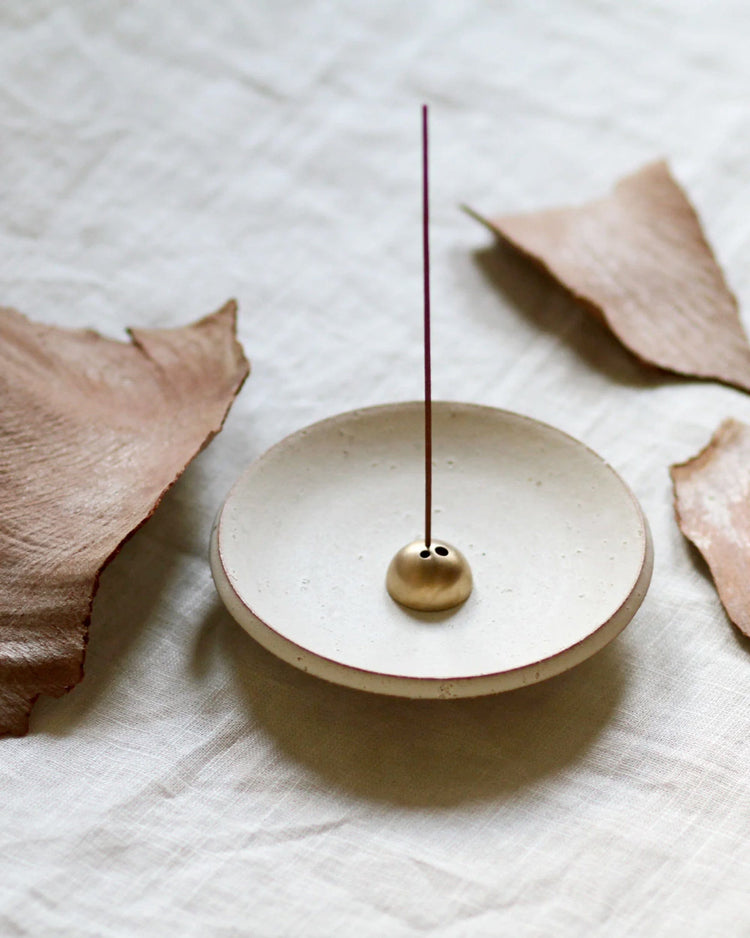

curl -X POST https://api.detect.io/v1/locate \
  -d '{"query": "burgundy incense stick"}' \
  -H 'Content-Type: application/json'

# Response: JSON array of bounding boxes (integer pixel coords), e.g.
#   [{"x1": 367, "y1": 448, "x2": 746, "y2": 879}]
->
[
  {"x1": 422, "y1": 103, "x2": 432, "y2": 549},
  {"x1": 384, "y1": 106, "x2": 473, "y2": 612}
]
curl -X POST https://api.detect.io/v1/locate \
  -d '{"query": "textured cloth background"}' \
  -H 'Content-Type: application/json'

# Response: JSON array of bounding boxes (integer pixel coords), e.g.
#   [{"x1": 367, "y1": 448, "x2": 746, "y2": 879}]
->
[{"x1": 2, "y1": 2, "x2": 750, "y2": 935}]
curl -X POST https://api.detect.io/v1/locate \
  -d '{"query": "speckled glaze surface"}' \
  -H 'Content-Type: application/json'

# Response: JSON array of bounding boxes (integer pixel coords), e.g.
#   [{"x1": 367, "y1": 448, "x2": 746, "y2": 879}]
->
[{"x1": 211, "y1": 402, "x2": 653, "y2": 698}]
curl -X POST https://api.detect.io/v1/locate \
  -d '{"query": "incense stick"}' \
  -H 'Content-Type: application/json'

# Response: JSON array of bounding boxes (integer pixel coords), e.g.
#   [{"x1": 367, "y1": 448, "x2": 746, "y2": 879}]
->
[{"x1": 422, "y1": 103, "x2": 432, "y2": 549}]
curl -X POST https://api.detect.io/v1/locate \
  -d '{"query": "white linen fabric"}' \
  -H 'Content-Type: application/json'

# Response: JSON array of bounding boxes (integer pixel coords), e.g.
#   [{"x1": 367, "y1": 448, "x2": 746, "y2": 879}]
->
[{"x1": 2, "y1": 2, "x2": 750, "y2": 935}]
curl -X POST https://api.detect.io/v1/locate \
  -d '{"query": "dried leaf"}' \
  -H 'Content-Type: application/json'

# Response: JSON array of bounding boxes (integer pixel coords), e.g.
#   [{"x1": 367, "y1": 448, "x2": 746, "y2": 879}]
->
[
  {"x1": 0, "y1": 301, "x2": 249, "y2": 735},
  {"x1": 671, "y1": 419, "x2": 750, "y2": 637},
  {"x1": 468, "y1": 161, "x2": 750, "y2": 392}
]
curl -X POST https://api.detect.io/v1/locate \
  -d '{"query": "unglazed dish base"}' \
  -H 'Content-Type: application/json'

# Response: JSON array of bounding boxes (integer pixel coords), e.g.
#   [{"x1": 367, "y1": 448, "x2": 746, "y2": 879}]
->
[{"x1": 210, "y1": 402, "x2": 653, "y2": 698}]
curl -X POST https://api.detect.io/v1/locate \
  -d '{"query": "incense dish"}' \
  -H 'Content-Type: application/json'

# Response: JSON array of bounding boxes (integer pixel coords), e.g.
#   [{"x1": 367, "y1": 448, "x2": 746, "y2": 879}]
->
[{"x1": 210, "y1": 401, "x2": 652, "y2": 698}]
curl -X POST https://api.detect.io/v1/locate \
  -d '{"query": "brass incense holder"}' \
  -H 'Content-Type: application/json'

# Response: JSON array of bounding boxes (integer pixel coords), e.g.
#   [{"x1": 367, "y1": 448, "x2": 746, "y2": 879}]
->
[{"x1": 386, "y1": 539, "x2": 473, "y2": 612}]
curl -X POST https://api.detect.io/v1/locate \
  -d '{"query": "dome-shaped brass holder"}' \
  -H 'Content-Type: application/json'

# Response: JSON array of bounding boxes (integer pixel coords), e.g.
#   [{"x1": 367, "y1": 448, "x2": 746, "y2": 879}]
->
[{"x1": 386, "y1": 539, "x2": 473, "y2": 612}]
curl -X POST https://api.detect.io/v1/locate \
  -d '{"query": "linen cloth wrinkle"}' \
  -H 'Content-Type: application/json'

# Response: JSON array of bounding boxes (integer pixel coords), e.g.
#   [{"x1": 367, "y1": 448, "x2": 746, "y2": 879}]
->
[{"x1": 3, "y1": 1, "x2": 750, "y2": 936}]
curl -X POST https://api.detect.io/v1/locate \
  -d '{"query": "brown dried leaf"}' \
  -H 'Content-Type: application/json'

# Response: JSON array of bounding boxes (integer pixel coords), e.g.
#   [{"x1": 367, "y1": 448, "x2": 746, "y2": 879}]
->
[
  {"x1": 468, "y1": 161, "x2": 750, "y2": 391},
  {"x1": 0, "y1": 301, "x2": 249, "y2": 735},
  {"x1": 671, "y1": 419, "x2": 750, "y2": 637}
]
